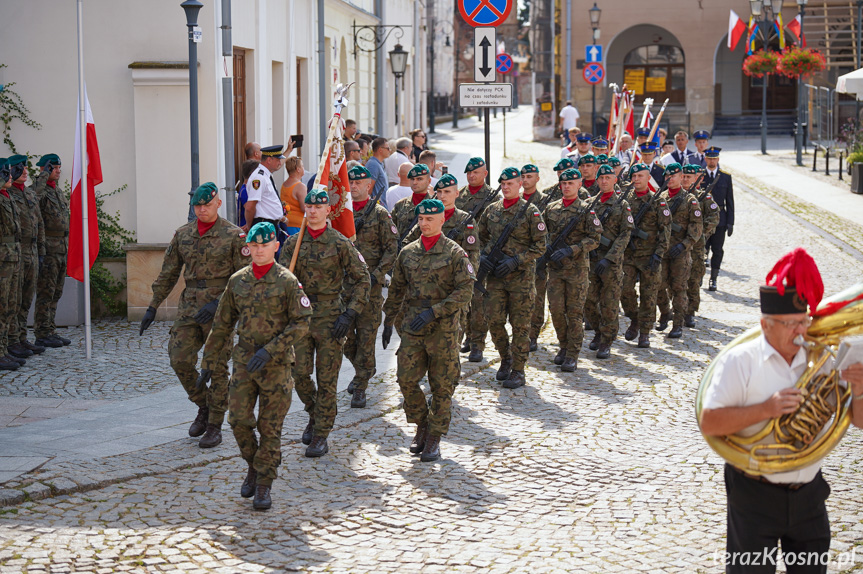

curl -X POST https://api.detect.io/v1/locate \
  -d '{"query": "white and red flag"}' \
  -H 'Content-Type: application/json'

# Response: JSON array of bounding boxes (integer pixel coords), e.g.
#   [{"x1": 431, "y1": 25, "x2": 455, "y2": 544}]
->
[
  {"x1": 318, "y1": 124, "x2": 355, "y2": 240},
  {"x1": 67, "y1": 86, "x2": 102, "y2": 282},
  {"x1": 728, "y1": 10, "x2": 748, "y2": 51},
  {"x1": 786, "y1": 14, "x2": 806, "y2": 47}
]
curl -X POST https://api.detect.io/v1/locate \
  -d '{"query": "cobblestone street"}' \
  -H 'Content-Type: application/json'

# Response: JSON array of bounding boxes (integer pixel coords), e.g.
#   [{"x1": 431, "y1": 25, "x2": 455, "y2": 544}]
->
[{"x1": 1, "y1": 112, "x2": 863, "y2": 572}]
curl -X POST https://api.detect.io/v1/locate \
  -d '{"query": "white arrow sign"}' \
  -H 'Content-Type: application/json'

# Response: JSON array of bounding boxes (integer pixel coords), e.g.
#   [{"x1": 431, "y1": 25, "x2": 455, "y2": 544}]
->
[
  {"x1": 474, "y1": 27, "x2": 496, "y2": 83},
  {"x1": 585, "y1": 44, "x2": 602, "y2": 63}
]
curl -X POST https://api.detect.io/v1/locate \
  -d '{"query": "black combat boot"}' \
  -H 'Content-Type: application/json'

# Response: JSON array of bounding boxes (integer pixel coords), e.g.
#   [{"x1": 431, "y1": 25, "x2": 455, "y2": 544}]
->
[
  {"x1": 624, "y1": 319, "x2": 639, "y2": 341},
  {"x1": 596, "y1": 343, "x2": 611, "y2": 360},
  {"x1": 5, "y1": 354, "x2": 24, "y2": 366},
  {"x1": 468, "y1": 345, "x2": 483, "y2": 363},
  {"x1": 0, "y1": 356, "x2": 20, "y2": 371},
  {"x1": 460, "y1": 339, "x2": 471, "y2": 353},
  {"x1": 496, "y1": 355, "x2": 513, "y2": 381},
  {"x1": 346, "y1": 377, "x2": 358, "y2": 394},
  {"x1": 529, "y1": 338, "x2": 538, "y2": 352},
  {"x1": 21, "y1": 340, "x2": 45, "y2": 354},
  {"x1": 684, "y1": 315, "x2": 696, "y2": 328},
  {"x1": 502, "y1": 370, "x2": 526, "y2": 389},
  {"x1": 708, "y1": 268, "x2": 719, "y2": 292},
  {"x1": 668, "y1": 323, "x2": 683, "y2": 338},
  {"x1": 410, "y1": 420, "x2": 428, "y2": 455},
  {"x1": 189, "y1": 406, "x2": 208, "y2": 437},
  {"x1": 305, "y1": 436, "x2": 329, "y2": 458},
  {"x1": 656, "y1": 313, "x2": 671, "y2": 332},
  {"x1": 198, "y1": 423, "x2": 222, "y2": 448},
  {"x1": 588, "y1": 332, "x2": 601, "y2": 351},
  {"x1": 53, "y1": 333, "x2": 72, "y2": 346},
  {"x1": 553, "y1": 348, "x2": 567, "y2": 365},
  {"x1": 253, "y1": 485, "x2": 272, "y2": 510},
  {"x1": 420, "y1": 433, "x2": 441, "y2": 462},
  {"x1": 35, "y1": 335, "x2": 63, "y2": 348},
  {"x1": 302, "y1": 415, "x2": 315, "y2": 445},
  {"x1": 8, "y1": 342, "x2": 32, "y2": 358},
  {"x1": 351, "y1": 389, "x2": 367, "y2": 408},
  {"x1": 637, "y1": 333, "x2": 651, "y2": 348},
  {"x1": 560, "y1": 357, "x2": 577, "y2": 372},
  {"x1": 240, "y1": 465, "x2": 257, "y2": 498}
]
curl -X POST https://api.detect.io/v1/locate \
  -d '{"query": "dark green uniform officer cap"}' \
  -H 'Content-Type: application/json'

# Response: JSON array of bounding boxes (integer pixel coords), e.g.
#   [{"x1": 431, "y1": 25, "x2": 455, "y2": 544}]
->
[
  {"x1": 348, "y1": 165, "x2": 371, "y2": 180},
  {"x1": 629, "y1": 163, "x2": 649, "y2": 175},
  {"x1": 7, "y1": 155, "x2": 27, "y2": 166},
  {"x1": 559, "y1": 168, "x2": 582, "y2": 182},
  {"x1": 682, "y1": 163, "x2": 703, "y2": 174},
  {"x1": 190, "y1": 182, "x2": 219, "y2": 206},
  {"x1": 36, "y1": 154, "x2": 61, "y2": 167},
  {"x1": 434, "y1": 173, "x2": 458, "y2": 190},
  {"x1": 414, "y1": 198, "x2": 445, "y2": 216},
  {"x1": 578, "y1": 155, "x2": 597, "y2": 166},
  {"x1": 596, "y1": 164, "x2": 615, "y2": 177},
  {"x1": 464, "y1": 157, "x2": 486, "y2": 172},
  {"x1": 520, "y1": 164, "x2": 539, "y2": 175},
  {"x1": 554, "y1": 158, "x2": 575, "y2": 172},
  {"x1": 305, "y1": 189, "x2": 330, "y2": 205},
  {"x1": 408, "y1": 163, "x2": 430, "y2": 178},
  {"x1": 663, "y1": 162, "x2": 682, "y2": 176},
  {"x1": 247, "y1": 222, "x2": 277, "y2": 244},
  {"x1": 498, "y1": 167, "x2": 521, "y2": 182}
]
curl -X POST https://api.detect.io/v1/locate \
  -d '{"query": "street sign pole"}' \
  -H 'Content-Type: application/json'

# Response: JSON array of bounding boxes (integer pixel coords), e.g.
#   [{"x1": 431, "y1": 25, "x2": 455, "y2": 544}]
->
[
  {"x1": 592, "y1": 83, "x2": 596, "y2": 135},
  {"x1": 485, "y1": 108, "x2": 491, "y2": 184}
]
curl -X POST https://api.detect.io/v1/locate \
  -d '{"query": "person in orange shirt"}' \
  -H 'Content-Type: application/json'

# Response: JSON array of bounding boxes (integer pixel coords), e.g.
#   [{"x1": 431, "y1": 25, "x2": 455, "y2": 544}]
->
[{"x1": 280, "y1": 156, "x2": 308, "y2": 235}]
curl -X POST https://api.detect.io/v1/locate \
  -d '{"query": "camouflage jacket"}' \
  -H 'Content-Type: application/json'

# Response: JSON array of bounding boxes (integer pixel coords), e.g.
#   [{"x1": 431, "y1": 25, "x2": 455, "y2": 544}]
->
[
  {"x1": 12, "y1": 183, "x2": 45, "y2": 257},
  {"x1": 406, "y1": 207, "x2": 480, "y2": 268},
  {"x1": 0, "y1": 191, "x2": 21, "y2": 265},
  {"x1": 33, "y1": 171, "x2": 69, "y2": 254},
  {"x1": 542, "y1": 197, "x2": 602, "y2": 271},
  {"x1": 522, "y1": 189, "x2": 551, "y2": 213},
  {"x1": 383, "y1": 235, "x2": 474, "y2": 336},
  {"x1": 279, "y1": 226, "x2": 370, "y2": 318},
  {"x1": 478, "y1": 197, "x2": 547, "y2": 285},
  {"x1": 201, "y1": 263, "x2": 312, "y2": 369},
  {"x1": 659, "y1": 189, "x2": 703, "y2": 252},
  {"x1": 592, "y1": 192, "x2": 634, "y2": 264},
  {"x1": 694, "y1": 188, "x2": 721, "y2": 245},
  {"x1": 353, "y1": 203, "x2": 398, "y2": 286},
  {"x1": 391, "y1": 192, "x2": 432, "y2": 241},
  {"x1": 626, "y1": 190, "x2": 672, "y2": 259},
  {"x1": 584, "y1": 181, "x2": 600, "y2": 197},
  {"x1": 541, "y1": 183, "x2": 562, "y2": 204},
  {"x1": 149, "y1": 217, "x2": 250, "y2": 319},
  {"x1": 456, "y1": 183, "x2": 498, "y2": 215}
]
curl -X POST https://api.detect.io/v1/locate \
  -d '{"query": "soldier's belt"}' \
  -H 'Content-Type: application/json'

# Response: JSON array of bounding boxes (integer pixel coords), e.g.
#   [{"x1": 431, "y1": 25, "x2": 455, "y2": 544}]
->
[
  {"x1": 0, "y1": 236, "x2": 15, "y2": 244},
  {"x1": 406, "y1": 298, "x2": 443, "y2": 308},
  {"x1": 306, "y1": 293, "x2": 339, "y2": 303},
  {"x1": 45, "y1": 230, "x2": 68, "y2": 237},
  {"x1": 191, "y1": 278, "x2": 230, "y2": 289},
  {"x1": 236, "y1": 339, "x2": 263, "y2": 353}
]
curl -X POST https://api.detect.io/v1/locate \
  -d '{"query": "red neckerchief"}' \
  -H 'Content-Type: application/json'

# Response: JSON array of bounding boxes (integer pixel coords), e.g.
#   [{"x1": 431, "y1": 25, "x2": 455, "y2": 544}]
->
[
  {"x1": 353, "y1": 199, "x2": 369, "y2": 212},
  {"x1": 563, "y1": 197, "x2": 578, "y2": 208},
  {"x1": 667, "y1": 187, "x2": 682, "y2": 198},
  {"x1": 252, "y1": 262, "x2": 274, "y2": 279},
  {"x1": 306, "y1": 226, "x2": 326, "y2": 239},
  {"x1": 47, "y1": 180, "x2": 57, "y2": 189},
  {"x1": 469, "y1": 185, "x2": 483, "y2": 195},
  {"x1": 635, "y1": 189, "x2": 649, "y2": 198},
  {"x1": 421, "y1": 233, "x2": 441, "y2": 251},
  {"x1": 0, "y1": 190, "x2": 8, "y2": 198},
  {"x1": 600, "y1": 191, "x2": 614, "y2": 203},
  {"x1": 503, "y1": 197, "x2": 519, "y2": 209},
  {"x1": 411, "y1": 192, "x2": 427, "y2": 206},
  {"x1": 444, "y1": 208, "x2": 456, "y2": 221},
  {"x1": 11, "y1": 182, "x2": 25, "y2": 191},
  {"x1": 522, "y1": 191, "x2": 534, "y2": 203},
  {"x1": 197, "y1": 218, "x2": 217, "y2": 236},
  {"x1": 583, "y1": 179, "x2": 595, "y2": 188}
]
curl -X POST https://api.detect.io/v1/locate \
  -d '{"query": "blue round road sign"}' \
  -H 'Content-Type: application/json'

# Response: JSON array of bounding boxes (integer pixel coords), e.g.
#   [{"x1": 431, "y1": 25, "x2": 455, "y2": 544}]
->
[
  {"x1": 496, "y1": 53, "x2": 513, "y2": 74},
  {"x1": 458, "y1": 0, "x2": 513, "y2": 28},
  {"x1": 583, "y1": 63, "x2": 605, "y2": 85}
]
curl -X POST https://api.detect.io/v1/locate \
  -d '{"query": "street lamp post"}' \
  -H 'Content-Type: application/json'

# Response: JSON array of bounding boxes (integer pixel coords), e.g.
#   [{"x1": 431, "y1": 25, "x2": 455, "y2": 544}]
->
[
  {"x1": 589, "y1": 3, "x2": 601, "y2": 135},
  {"x1": 181, "y1": 0, "x2": 203, "y2": 221},
  {"x1": 389, "y1": 43, "x2": 409, "y2": 128},
  {"x1": 429, "y1": 17, "x2": 437, "y2": 134},
  {"x1": 794, "y1": 0, "x2": 807, "y2": 166},
  {"x1": 750, "y1": 0, "x2": 784, "y2": 156}
]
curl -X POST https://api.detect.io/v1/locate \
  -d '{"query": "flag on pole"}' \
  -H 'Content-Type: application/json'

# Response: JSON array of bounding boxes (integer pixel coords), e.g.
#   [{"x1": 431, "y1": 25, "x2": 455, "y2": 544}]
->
[
  {"x1": 318, "y1": 122, "x2": 355, "y2": 240},
  {"x1": 786, "y1": 14, "x2": 806, "y2": 47},
  {"x1": 775, "y1": 13, "x2": 786, "y2": 49},
  {"x1": 67, "y1": 86, "x2": 102, "y2": 282},
  {"x1": 747, "y1": 19, "x2": 759, "y2": 55},
  {"x1": 728, "y1": 10, "x2": 748, "y2": 51}
]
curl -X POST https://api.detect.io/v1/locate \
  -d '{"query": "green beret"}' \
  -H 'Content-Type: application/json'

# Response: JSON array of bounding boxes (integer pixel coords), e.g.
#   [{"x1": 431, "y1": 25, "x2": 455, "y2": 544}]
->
[
  {"x1": 664, "y1": 162, "x2": 682, "y2": 176},
  {"x1": 414, "y1": 198, "x2": 445, "y2": 216},
  {"x1": 520, "y1": 164, "x2": 539, "y2": 175},
  {"x1": 559, "y1": 168, "x2": 582, "y2": 182},
  {"x1": 305, "y1": 189, "x2": 330, "y2": 205},
  {"x1": 0, "y1": 158, "x2": 6, "y2": 168},
  {"x1": 629, "y1": 163, "x2": 650, "y2": 175},
  {"x1": 348, "y1": 165, "x2": 371, "y2": 180},
  {"x1": 7, "y1": 155, "x2": 27, "y2": 167},
  {"x1": 247, "y1": 222, "x2": 277, "y2": 244},
  {"x1": 190, "y1": 182, "x2": 219, "y2": 206},
  {"x1": 464, "y1": 157, "x2": 486, "y2": 172},
  {"x1": 608, "y1": 156, "x2": 621, "y2": 167},
  {"x1": 498, "y1": 167, "x2": 521, "y2": 182},
  {"x1": 434, "y1": 173, "x2": 458, "y2": 190},
  {"x1": 554, "y1": 158, "x2": 575, "y2": 172},
  {"x1": 408, "y1": 163, "x2": 430, "y2": 178},
  {"x1": 595, "y1": 154, "x2": 609, "y2": 165},
  {"x1": 36, "y1": 154, "x2": 61, "y2": 167},
  {"x1": 596, "y1": 164, "x2": 615, "y2": 177},
  {"x1": 682, "y1": 163, "x2": 703, "y2": 174},
  {"x1": 577, "y1": 155, "x2": 596, "y2": 166}
]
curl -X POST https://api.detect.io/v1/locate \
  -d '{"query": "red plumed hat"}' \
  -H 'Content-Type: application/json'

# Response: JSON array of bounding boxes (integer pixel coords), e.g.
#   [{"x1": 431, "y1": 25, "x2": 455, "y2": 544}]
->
[{"x1": 760, "y1": 248, "x2": 824, "y2": 315}]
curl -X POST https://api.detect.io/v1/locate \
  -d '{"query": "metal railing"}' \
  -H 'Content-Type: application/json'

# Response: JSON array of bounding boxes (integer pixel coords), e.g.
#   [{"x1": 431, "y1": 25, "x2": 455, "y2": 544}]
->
[{"x1": 804, "y1": 84, "x2": 835, "y2": 151}]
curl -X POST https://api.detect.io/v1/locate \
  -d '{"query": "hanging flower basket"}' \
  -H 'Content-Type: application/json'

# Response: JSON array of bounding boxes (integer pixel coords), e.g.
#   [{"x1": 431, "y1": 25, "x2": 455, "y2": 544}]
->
[
  {"x1": 742, "y1": 50, "x2": 779, "y2": 78},
  {"x1": 777, "y1": 47, "x2": 827, "y2": 79}
]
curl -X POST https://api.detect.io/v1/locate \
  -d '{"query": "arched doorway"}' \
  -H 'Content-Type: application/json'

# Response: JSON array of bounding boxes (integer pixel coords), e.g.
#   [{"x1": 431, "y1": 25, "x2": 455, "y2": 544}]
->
[{"x1": 607, "y1": 24, "x2": 685, "y2": 101}]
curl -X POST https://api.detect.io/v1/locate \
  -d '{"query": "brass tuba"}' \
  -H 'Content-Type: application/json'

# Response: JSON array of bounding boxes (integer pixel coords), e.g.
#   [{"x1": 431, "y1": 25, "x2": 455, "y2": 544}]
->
[{"x1": 696, "y1": 283, "x2": 863, "y2": 475}]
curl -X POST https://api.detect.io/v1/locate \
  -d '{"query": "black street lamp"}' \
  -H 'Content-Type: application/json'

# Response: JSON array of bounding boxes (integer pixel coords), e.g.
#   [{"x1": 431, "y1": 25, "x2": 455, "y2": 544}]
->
[
  {"x1": 794, "y1": 0, "x2": 808, "y2": 166},
  {"x1": 389, "y1": 43, "x2": 409, "y2": 127},
  {"x1": 181, "y1": 0, "x2": 203, "y2": 221},
  {"x1": 589, "y1": 3, "x2": 601, "y2": 135},
  {"x1": 750, "y1": 0, "x2": 784, "y2": 155}
]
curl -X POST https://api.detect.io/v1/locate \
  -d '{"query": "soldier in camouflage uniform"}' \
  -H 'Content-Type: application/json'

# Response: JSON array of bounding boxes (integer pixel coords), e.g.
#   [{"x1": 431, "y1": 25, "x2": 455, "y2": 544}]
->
[
  {"x1": 140, "y1": 183, "x2": 250, "y2": 448},
  {"x1": 620, "y1": 163, "x2": 671, "y2": 349},
  {"x1": 519, "y1": 164, "x2": 549, "y2": 353},
  {"x1": 541, "y1": 157, "x2": 576, "y2": 204},
  {"x1": 584, "y1": 165, "x2": 633, "y2": 359},
  {"x1": 199, "y1": 222, "x2": 312, "y2": 511},
  {"x1": 578, "y1": 155, "x2": 600, "y2": 196},
  {"x1": 0, "y1": 158, "x2": 22, "y2": 370},
  {"x1": 455, "y1": 157, "x2": 498, "y2": 362},
  {"x1": 382, "y1": 198, "x2": 473, "y2": 462},
  {"x1": 682, "y1": 163, "x2": 719, "y2": 328},
  {"x1": 6, "y1": 155, "x2": 45, "y2": 360},
  {"x1": 391, "y1": 163, "x2": 433, "y2": 242},
  {"x1": 477, "y1": 167, "x2": 547, "y2": 388},
  {"x1": 343, "y1": 165, "x2": 398, "y2": 408},
  {"x1": 656, "y1": 163, "x2": 703, "y2": 339},
  {"x1": 542, "y1": 168, "x2": 602, "y2": 371},
  {"x1": 32, "y1": 154, "x2": 71, "y2": 348},
  {"x1": 279, "y1": 189, "x2": 370, "y2": 458}
]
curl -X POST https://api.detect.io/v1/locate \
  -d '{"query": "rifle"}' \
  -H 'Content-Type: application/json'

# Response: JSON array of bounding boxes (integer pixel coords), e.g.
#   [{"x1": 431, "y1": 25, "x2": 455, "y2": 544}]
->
[
  {"x1": 628, "y1": 182, "x2": 669, "y2": 244},
  {"x1": 696, "y1": 172, "x2": 721, "y2": 203},
  {"x1": 473, "y1": 197, "x2": 536, "y2": 296},
  {"x1": 596, "y1": 187, "x2": 634, "y2": 248},
  {"x1": 397, "y1": 213, "x2": 420, "y2": 251},
  {"x1": 353, "y1": 182, "x2": 388, "y2": 234},
  {"x1": 446, "y1": 185, "x2": 500, "y2": 240},
  {"x1": 668, "y1": 173, "x2": 706, "y2": 233},
  {"x1": 536, "y1": 193, "x2": 603, "y2": 273}
]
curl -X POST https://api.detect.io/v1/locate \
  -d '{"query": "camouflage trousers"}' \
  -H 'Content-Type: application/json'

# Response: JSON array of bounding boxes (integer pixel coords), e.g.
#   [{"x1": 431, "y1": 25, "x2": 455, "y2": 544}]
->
[
  {"x1": 530, "y1": 268, "x2": 548, "y2": 340},
  {"x1": 344, "y1": 287, "x2": 383, "y2": 391},
  {"x1": 621, "y1": 257, "x2": 663, "y2": 334},
  {"x1": 659, "y1": 251, "x2": 692, "y2": 324},
  {"x1": 686, "y1": 238, "x2": 707, "y2": 315},
  {"x1": 294, "y1": 314, "x2": 344, "y2": 438},
  {"x1": 14, "y1": 249, "x2": 38, "y2": 343},
  {"x1": 468, "y1": 285, "x2": 489, "y2": 349},
  {"x1": 396, "y1": 316, "x2": 460, "y2": 436},
  {"x1": 34, "y1": 250, "x2": 67, "y2": 339},
  {"x1": 486, "y1": 276, "x2": 535, "y2": 371},
  {"x1": 227, "y1": 348, "x2": 293, "y2": 486},
  {"x1": 168, "y1": 319, "x2": 230, "y2": 425},
  {"x1": 585, "y1": 260, "x2": 624, "y2": 344},
  {"x1": 0, "y1": 260, "x2": 15, "y2": 355},
  {"x1": 547, "y1": 264, "x2": 589, "y2": 356}
]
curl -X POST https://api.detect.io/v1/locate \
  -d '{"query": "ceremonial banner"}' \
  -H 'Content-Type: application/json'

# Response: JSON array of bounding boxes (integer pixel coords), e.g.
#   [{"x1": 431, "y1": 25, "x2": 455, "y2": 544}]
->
[
  {"x1": 319, "y1": 131, "x2": 355, "y2": 240},
  {"x1": 728, "y1": 10, "x2": 747, "y2": 51},
  {"x1": 68, "y1": 85, "x2": 102, "y2": 282}
]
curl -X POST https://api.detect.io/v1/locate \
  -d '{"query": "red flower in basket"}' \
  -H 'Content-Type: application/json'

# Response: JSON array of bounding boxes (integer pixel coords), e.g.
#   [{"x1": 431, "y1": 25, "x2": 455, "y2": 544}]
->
[
  {"x1": 777, "y1": 47, "x2": 827, "y2": 79},
  {"x1": 742, "y1": 50, "x2": 779, "y2": 78}
]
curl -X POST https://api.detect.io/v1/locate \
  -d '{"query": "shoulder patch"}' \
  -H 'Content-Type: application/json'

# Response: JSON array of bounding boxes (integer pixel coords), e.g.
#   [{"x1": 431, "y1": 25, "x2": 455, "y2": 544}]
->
[
  {"x1": 467, "y1": 235, "x2": 476, "y2": 244},
  {"x1": 694, "y1": 209, "x2": 701, "y2": 217},
  {"x1": 537, "y1": 222, "x2": 546, "y2": 231},
  {"x1": 241, "y1": 245, "x2": 251, "y2": 257},
  {"x1": 300, "y1": 295, "x2": 311, "y2": 308},
  {"x1": 257, "y1": 169, "x2": 265, "y2": 175},
  {"x1": 691, "y1": 199, "x2": 698, "y2": 204},
  {"x1": 358, "y1": 252, "x2": 366, "y2": 264},
  {"x1": 467, "y1": 261, "x2": 474, "y2": 275},
  {"x1": 252, "y1": 180, "x2": 261, "y2": 190},
  {"x1": 391, "y1": 224, "x2": 398, "y2": 234},
  {"x1": 593, "y1": 218, "x2": 601, "y2": 226},
  {"x1": 710, "y1": 203, "x2": 718, "y2": 210},
  {"x1": 659, "y1": 201, "x2": 667, "y2": 206},
  {"x1": 238, "y1": 232, "x2": 246, "y2": 238}
]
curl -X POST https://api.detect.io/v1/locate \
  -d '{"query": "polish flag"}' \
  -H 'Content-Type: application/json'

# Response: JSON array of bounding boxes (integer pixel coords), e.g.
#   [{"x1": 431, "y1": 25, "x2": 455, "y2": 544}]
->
[
  {"x1": 317, "y1": 130, "x2": 355, "y2": 240},
  {"x1": 728, "y1": 10, "x2": 747, "y2": 51},
  {"x1": 786, "y1": 14, "x2": 806, "y2": 47},
  {"x1": 67, "y1": 86, "x2": 102, "y2": 282}
]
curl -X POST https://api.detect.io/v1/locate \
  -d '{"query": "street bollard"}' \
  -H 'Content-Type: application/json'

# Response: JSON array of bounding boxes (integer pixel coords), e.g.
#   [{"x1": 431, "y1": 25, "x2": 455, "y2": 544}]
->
[
  {"x1": 812, "y1": 147, "x2": 818, "y2": 172},
  {"x1": 839, "y1": 151, "x2": 844, "y2": 181},
  {"x1": 825, "y1": 150, "x2": 830, "y2": 176}
]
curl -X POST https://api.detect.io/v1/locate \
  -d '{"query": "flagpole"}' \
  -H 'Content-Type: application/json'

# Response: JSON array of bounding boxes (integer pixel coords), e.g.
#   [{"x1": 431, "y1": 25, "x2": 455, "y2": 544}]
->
[
  {"x1": 77, "y1": 0, "x2": 92, "y2": 359},
  {"x1": 629, "y1": 98, "x2": 654, "y2": 168}
]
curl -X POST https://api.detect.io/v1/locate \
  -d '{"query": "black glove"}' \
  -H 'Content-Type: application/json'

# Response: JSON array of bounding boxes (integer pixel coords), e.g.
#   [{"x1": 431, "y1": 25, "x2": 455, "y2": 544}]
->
[
  {"x1": 193, "y1": 299, "x2": 219, "y2": 325},
  {"x1": 594, "y1": 258, "x2": 611, "y2": 276},
  {"x1": 647, "y1": 254, "x2": 662, "y2": 272},
  {"x1": 409, "y1": 309, "x2": 436, "y2": 331},
  {"x1": 139, "y1": 306, "x2": 157, "y2": 336},
  {"x1": 668, "y1": 243, "x2": 685, "y2": 259},
  {"x1": 493, "y1": 255, "x2": 520, "y2": 278},
  {"x1": 246, "y1": 348, "x2": 271, "y2": 373},
  {"x1": 727, "y1": 224, "x2": 734, "y2": 237},
  {"x1": 0, "y1": 167, "x2": 10, "y2": 183},
  {"x1": 370, "y1": 274, "x2": 378, "y2": 288},
  {"x1": 196, "y1": 369, "x2": 212, "y2": 390},
  {"x1": 332, "y1": 309, "x2": 358, "y2": 338},
  {"x1": 382, "y1": 323, "x2": 393, "y2": 349},
  {"x1": 479, "y1": 256, "x2": 494, "y2": 275},
  {"x1": 9, "y1": 164, "x2": 25, "y2": 182},
  {"x1": 550, "y1": 246, "x2": 573, "y2": 263}
]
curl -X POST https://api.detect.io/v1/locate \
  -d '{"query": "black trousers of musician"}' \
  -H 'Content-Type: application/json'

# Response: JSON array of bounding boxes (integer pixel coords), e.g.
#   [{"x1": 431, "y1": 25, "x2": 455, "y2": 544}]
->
[
  {"x1": 706, "y1": 225, "x2": 728, "y2": 271},
  {"x1": 724, "y1": 464, "x2": 831, "y2": 574}
]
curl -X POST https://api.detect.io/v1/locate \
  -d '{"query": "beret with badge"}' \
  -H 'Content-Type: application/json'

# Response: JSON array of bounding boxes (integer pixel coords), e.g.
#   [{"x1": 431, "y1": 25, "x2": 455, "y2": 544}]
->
[
  {"x1": 682, "y1": 163, "x2": 702, "y2": 175},
  {"x1": 596, "y1": 164, "x2": 615, "y2": 177},
  {"x1": 559, "y1": 168, "x2": 582, "y2": 182},
  {"x1": 190, "y1": 182, "x2": 219, "y2": 206},
  {"x1": 434, "y1": 173, "x2": 458, "y2": 190},
  {"x1": 498, "y1": 167, "x2": 521, "y2": 182},
  {"x1": 247, "y1": 222, "x2": 277, "y2": 244},
  {"x1": 464, "y1": 157, "x2": 486, "y2": 172},
  {"x1": 554, "y1": 158, "x2": 575, "y2": 172},
  {"x1": 348, "y1": 165, "x2": 371, "y2": 180},
  {"x1": 520, "y1": 164, "x2": 539, "y2": 175},
  {"x1": 578, "y1": 155, "x2": 597, "y2": 166},
  {"x1": 414, "y1": 198, "x2": 445, "y2": 216},
  {"x1": 408, "y1": 163, "x2": 430, "y2": 178},
  {"x1": 36, "y1": 154, "x2": 61, "y2": 167},
  {"x1": 629, "y1": 163, "x2": 649, "y2": 175},
  {"x1": 304, "y1": 189, "x2": 330, "y2": 205},
  {"x1": 7, "y1": 155, "x2": 27, "y2": 166},
  {"x1": 663, "y1": 162, "x2": 682, "y2": 176},
  {"x1": 608, "y1": 156, "x2": 621, "y2": 167}
]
